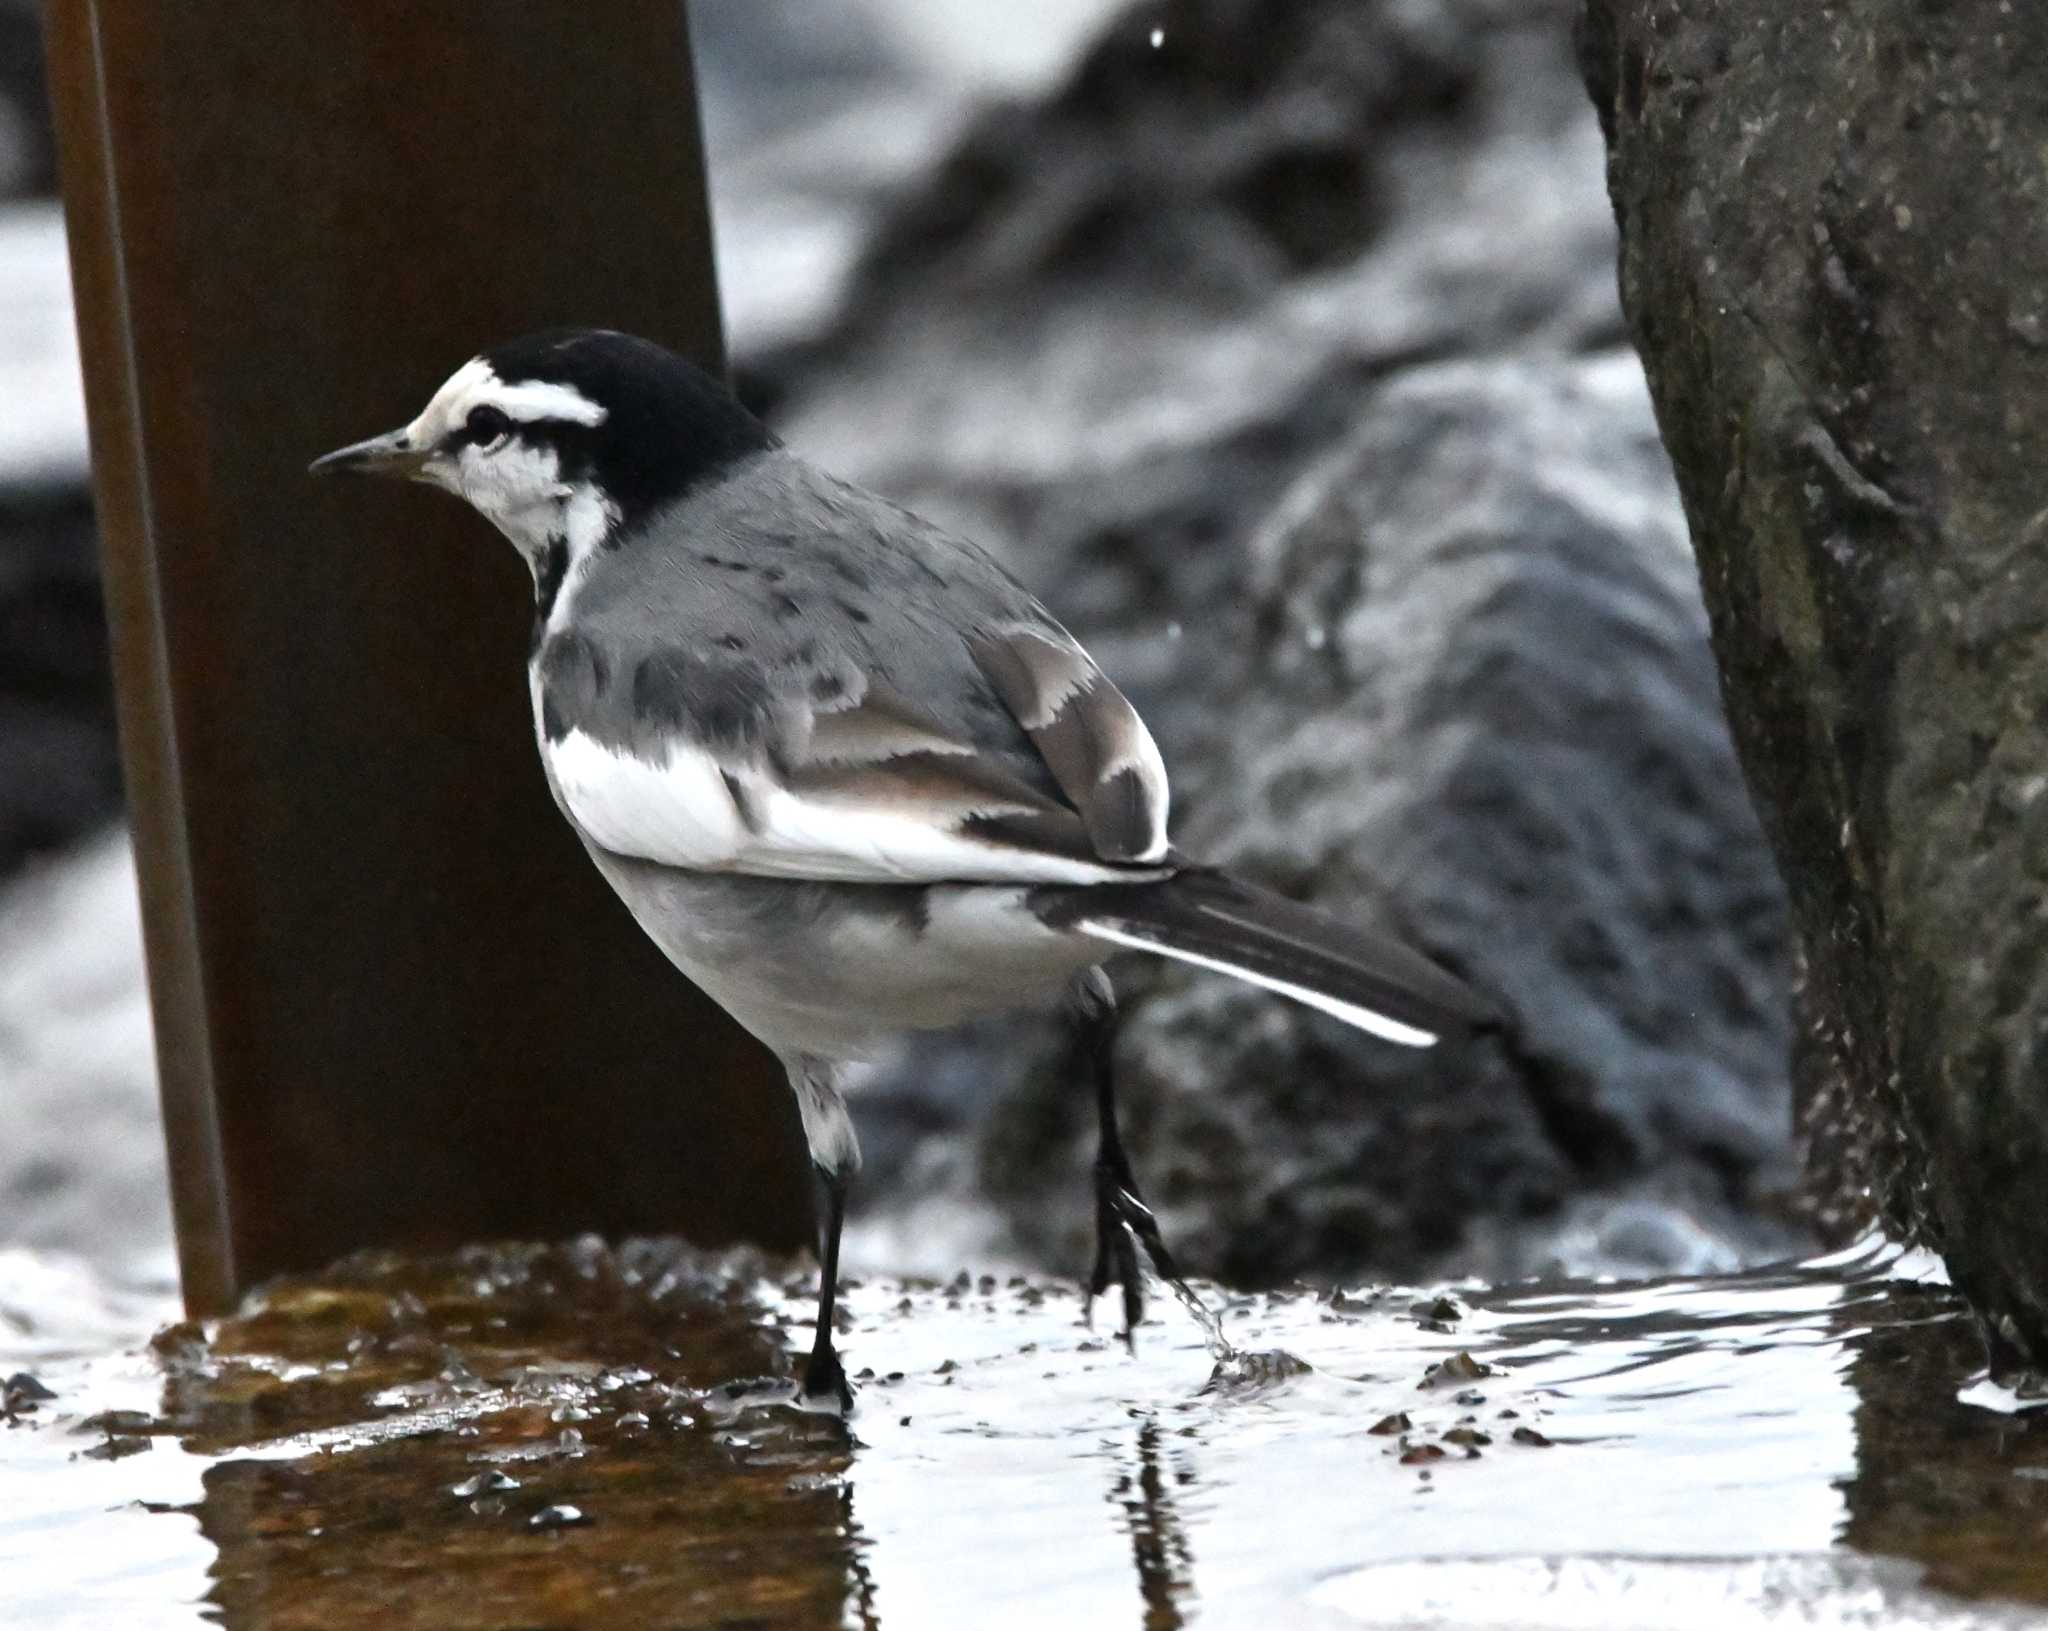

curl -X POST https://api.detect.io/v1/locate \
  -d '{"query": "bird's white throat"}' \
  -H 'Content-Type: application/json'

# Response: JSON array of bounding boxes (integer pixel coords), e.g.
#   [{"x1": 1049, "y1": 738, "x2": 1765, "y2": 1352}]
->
[{"x1": 511, "y1": 479, "x2": 620, "y2": 637}]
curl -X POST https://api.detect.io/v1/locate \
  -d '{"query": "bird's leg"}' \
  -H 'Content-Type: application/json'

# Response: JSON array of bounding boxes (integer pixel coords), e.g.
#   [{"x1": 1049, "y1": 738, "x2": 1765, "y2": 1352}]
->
[
  {"x1": 801, "y1": 1161, "x2": 854, "y2": 1411},
  {"x1": 789, "y1": 1055, "x2": 860, "y2": 1411},
  {"x1": 1071, "y1": 968, "x2": 1208, "y2": 1349}
]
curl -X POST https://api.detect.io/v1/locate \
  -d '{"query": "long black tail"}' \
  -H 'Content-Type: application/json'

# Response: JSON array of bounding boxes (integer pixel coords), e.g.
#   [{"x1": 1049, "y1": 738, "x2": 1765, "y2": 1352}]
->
[{"x1": 1038, "y1": 869, "x2": 1494, "y2": 1047}]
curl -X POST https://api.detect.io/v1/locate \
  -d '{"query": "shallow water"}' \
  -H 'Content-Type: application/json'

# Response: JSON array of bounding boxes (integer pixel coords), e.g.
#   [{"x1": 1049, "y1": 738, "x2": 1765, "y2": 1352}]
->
[{"x1": 3, "y1": 1235, "x2": 2044, "y2": 1629}]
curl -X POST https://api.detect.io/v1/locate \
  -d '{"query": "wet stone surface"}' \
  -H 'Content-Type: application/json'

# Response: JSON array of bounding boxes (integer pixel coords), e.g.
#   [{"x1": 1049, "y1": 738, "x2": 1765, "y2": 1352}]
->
[{"x1": 5, "y1": 1236, "x2": 2048, "y2": 1627}]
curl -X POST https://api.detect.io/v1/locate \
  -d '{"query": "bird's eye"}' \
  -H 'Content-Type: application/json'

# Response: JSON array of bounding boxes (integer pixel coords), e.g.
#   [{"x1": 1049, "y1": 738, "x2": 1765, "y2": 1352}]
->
[{"x1": 463, "y1": 404, "x2": 513, "y2": 447}]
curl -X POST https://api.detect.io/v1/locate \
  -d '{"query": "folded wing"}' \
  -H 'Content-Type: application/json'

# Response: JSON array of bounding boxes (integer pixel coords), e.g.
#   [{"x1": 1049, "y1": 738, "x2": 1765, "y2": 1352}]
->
[
  {"x1": 535, "y1": 629, "x2": 1169, "y2": 886},
  {"x1": 967, "y1": 624, "x2": 1170, "y2": 864}
]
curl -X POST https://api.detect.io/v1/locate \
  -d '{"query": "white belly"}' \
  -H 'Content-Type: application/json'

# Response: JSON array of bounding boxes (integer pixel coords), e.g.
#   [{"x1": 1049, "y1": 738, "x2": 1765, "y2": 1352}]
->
[{"x1": 580, "y1": 849, "x2": 1098, "y2": 1061}]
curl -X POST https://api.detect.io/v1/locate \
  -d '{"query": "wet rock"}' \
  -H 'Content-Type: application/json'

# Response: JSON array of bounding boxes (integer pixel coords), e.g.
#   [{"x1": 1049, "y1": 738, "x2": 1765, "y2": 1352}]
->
[
  {"x1": 147, "y1": 1321, "x2": 208, "y2": 1369},
  {"x1": 775, "y1": 0, "x2": 1797, "y2": 1285},
  {"x1": 1420, "y1": 1352, "x2": 1495, "y2": 1390},
  {"x1": 451, "y1": 1470, "x2": 521, "y2": 1499},
  {"x1": 1200, "y1": 1347, "x2": 1314, "y2": 1396},
  {"x1": 1579, "y1": 0, "x2": 2048, "y2": 1363},
  {"x1": 78, "y1": 1433, "x2": 150, "y2": 1461},
  {"x1": 0, "y1": 0, "x2": 52, "y2": 201},
  {"x1": 0, "y1": 484, "x2": 119, "y2": 878},
  {"x1": 24, "y1": 1238, "x2": 2048, "y2": 1627},
  {"x1": 528, "y1": 1502, "x2": 592, "y2": 1531},
  {"x1": 1, "y1": 1370, "x2": 53, "y2": 1415}
]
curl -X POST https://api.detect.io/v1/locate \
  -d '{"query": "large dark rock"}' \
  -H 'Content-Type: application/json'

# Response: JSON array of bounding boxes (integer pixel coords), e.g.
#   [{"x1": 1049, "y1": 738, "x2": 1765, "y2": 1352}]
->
[
  {"x1": 0, "y1": 0, "x2": 112, "y2": 877},
  {"x1": 777, "y1": 0, "x2": 1802, "y2": 1280},
  {"x1": 0, "y1": 486, "x2": 120, "y2": 874},
  {"x1": 0, "y1": 0, "x2": 53, "y2": 201},
  {"x1": 980, "y1": 355, "x2": 1798, "y2": 1284},
  {"x1": 1579, "y1": 1, "x2": 2048, "y2": 1359}
]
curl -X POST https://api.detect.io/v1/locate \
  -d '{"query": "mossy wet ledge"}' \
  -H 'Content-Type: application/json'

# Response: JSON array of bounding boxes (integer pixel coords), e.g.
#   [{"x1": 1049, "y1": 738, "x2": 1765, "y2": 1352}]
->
[{"x1": 1579, "y1": 0, "x2": 2048, "y2": 1364}]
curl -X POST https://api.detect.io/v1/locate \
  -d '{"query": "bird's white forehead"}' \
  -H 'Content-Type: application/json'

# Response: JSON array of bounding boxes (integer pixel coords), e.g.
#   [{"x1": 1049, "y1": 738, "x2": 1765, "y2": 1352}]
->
[{"x1": 405, "y1": 357, "x2": 609, "y2": 446}]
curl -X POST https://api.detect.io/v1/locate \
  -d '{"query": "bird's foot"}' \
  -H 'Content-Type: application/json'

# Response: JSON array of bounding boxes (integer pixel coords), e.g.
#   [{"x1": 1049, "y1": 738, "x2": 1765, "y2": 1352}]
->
[
  {"x1": 1086, "y1": 1146, "x2": 1185, "y2": 1349},
  {"x1": 1089, "y1": 1147, "x2": 1155, "y2": 1335},
  {"x1": 1085, "y1": 1149, "x2": 1235, "y2": 1360},
  {"x1": 798, "y1": 1342, "x2": 855, "y2": 1415},
  {"x1": 1087, "y1": 1161, "x2": 1148, "y2": 1348}
]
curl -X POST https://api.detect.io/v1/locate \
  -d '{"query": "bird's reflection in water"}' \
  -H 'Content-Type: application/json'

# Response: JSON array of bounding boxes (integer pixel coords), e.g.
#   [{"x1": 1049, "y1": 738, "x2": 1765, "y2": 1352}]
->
[
  {"x1": 839, "y1": 1478, "x2": 883, "y2": 1631},
  {"x1": 1111, "y1": 1416, "x2": 1198, "y2": 1628}
]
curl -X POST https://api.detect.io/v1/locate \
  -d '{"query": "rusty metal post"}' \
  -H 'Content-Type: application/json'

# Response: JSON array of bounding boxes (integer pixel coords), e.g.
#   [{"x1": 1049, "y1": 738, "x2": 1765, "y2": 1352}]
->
[{"x1": 45, "y1": 0, "x2": 806, "y2": 1314}]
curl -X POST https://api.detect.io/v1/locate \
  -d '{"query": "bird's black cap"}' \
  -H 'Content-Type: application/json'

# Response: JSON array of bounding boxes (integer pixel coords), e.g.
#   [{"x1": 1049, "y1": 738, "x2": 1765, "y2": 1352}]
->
[{"x1": 483, "y1": 329, "x2": 777, "y2": 520}]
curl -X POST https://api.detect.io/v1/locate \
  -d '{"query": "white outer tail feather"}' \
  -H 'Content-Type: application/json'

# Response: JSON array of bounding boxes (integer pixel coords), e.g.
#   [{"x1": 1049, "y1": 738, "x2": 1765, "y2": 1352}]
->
[{"x1": 1078, "y1": 921, "x2": 1441, "y2": 1048}]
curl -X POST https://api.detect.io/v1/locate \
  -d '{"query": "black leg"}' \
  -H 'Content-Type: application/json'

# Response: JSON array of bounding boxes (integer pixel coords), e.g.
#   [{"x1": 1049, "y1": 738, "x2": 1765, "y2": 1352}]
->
[
  {"x1": 1074, "y1": 968, "x2": 1144, "y2": 1340},
  {"x1": 801, "y1": 1161, "x2": 854, "y2": 1411},
  {"x1": 1071, "y1": 968, "x2": 1198, "y2": 1348}
]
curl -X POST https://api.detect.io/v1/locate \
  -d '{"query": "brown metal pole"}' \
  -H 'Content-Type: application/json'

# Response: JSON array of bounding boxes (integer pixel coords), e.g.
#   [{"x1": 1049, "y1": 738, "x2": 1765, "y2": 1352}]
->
[{"x1": 45, "y1": 0, "x2": 807, "y2": 1315}]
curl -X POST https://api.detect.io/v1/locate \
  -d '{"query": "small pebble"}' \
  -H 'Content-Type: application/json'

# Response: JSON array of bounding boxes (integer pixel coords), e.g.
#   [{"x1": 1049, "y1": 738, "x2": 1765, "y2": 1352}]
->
[
  {"x1": 80, "y1": 1435, "x2": 150, "y2": 1461},
  {"x1": 3, "y1": 1373, "x2": 56, "y2": 1408},
  {"x1": 1419, "y1": 1352, "x2": 1495, "y2": 1390},
  {"x1": 529, "y1": 1504, "x2": 591, "y2": 1530},
  {"x1": 1512, "y1": 1426, "x2": 1555, "y2": 1448},
  {"x1": 451, "y1": 1471, "x2": 521, "y2": 1499},
  {"x1": 74, "y1": 1409, "x2": 155, "y2": 1436},
  {"x1": 147, "y1": 1324, "x2": 209, "y2": 1369},
  {"x1": 1368, "y1": 1412, "x2": 1411, "y2": 1436}
]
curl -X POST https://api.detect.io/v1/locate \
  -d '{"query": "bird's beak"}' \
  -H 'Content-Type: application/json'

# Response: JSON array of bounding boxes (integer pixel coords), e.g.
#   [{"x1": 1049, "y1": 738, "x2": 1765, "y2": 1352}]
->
[{"x1": 307, "y1": 427, "x2": 430, "y2": 480}]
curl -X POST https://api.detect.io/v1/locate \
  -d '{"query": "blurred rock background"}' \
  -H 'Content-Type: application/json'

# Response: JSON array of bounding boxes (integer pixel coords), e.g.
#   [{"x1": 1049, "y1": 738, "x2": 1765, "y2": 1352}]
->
[{"x1": 0, "y1": 0, "x2": 1805, "y2": 1288}]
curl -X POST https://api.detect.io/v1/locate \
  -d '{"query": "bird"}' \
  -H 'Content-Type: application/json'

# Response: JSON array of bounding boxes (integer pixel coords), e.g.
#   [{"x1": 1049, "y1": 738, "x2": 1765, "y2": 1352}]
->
[{"x1": 310, "y1": 328, "x2": 1493, "y2": 1411}]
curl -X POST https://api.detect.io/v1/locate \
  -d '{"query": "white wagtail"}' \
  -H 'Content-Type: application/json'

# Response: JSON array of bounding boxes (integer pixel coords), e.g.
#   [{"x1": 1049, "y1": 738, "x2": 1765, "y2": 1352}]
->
[{"x1": 311, "y1": 329, "x2": 1492, "y2": 1409}]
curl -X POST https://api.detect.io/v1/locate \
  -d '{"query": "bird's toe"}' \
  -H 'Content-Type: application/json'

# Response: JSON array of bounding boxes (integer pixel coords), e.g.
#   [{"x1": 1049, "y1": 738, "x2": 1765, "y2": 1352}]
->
[{"x1": 799, "y1": 1346, "x2": 855, "y2": 1415}]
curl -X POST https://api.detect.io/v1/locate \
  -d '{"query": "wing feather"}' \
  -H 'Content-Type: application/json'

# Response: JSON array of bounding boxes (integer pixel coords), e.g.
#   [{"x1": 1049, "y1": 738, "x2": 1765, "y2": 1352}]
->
[
  {"x1": 538, "y1": 646, "x2": 1164, "y2": 885},
  {"x1": 967, "y1": 625, "x2": 1171, "y2": 863}
]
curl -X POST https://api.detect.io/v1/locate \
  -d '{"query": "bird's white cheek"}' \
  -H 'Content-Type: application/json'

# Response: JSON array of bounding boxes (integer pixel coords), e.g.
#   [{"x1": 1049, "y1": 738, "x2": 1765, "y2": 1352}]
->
[
  {"x1": 460, "y1": 443, "x2": 562, "y2": 513},
  {"x1": 418, "y1": 458, "x2": 464, "y2": 496}
]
